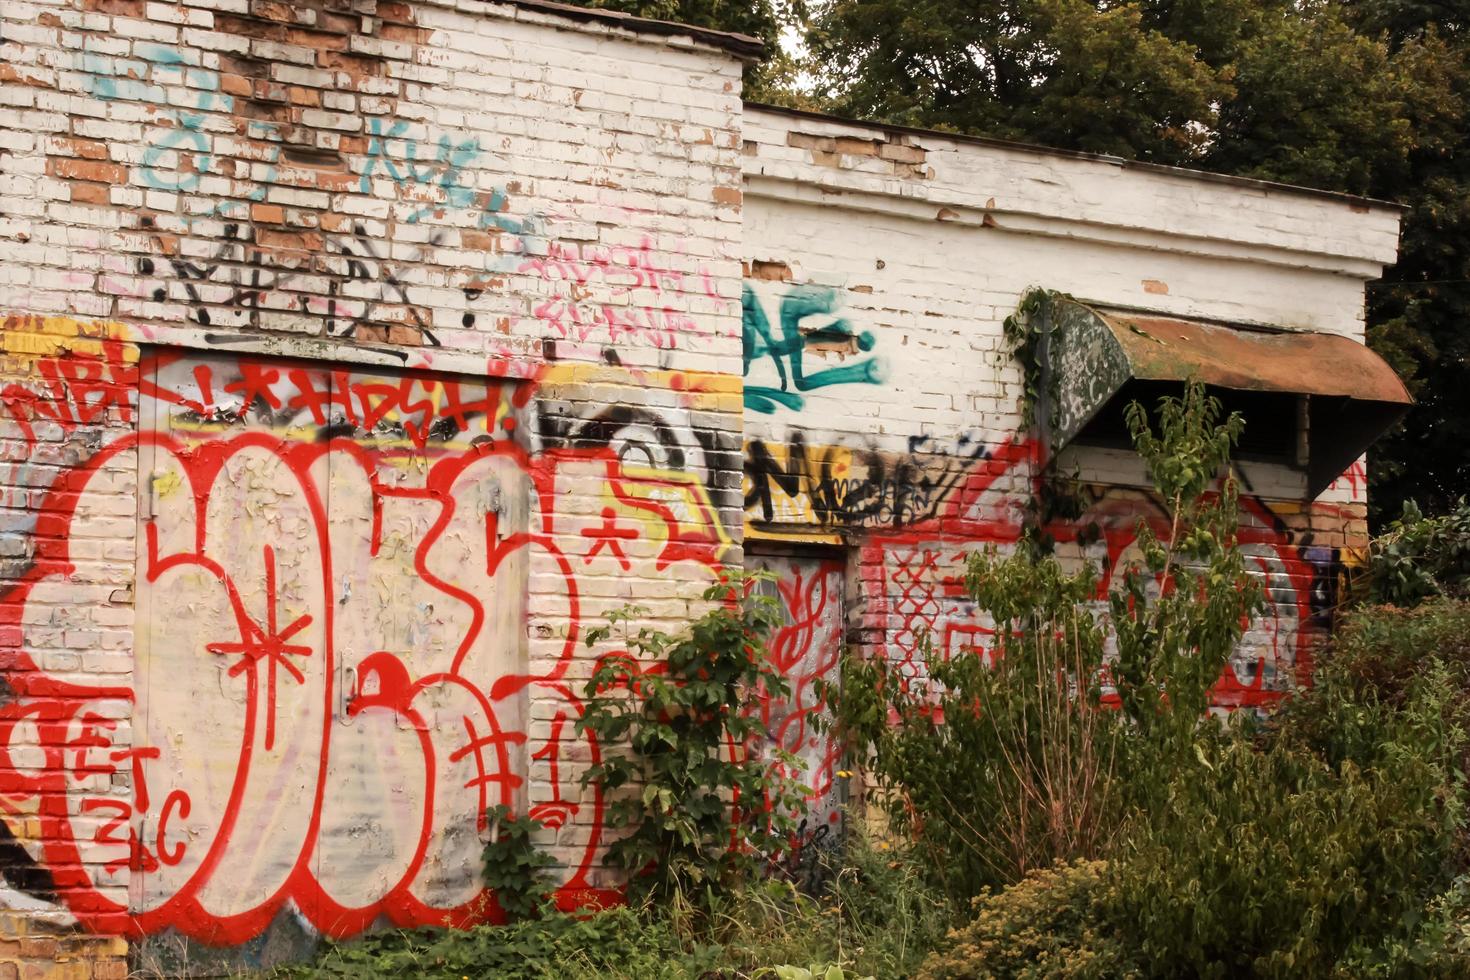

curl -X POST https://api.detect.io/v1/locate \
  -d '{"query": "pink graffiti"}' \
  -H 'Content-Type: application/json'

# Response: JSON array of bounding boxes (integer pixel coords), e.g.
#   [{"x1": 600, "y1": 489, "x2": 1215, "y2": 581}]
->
[{"x1": 518, "y1": 240, "x2": 719, "y2": 349}]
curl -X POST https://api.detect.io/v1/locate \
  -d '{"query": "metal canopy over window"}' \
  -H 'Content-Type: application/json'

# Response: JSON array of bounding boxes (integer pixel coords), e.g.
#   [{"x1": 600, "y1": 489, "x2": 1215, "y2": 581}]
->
[{"x1": 1036, "y1": 298, "x2": 1413, "y2": 498}]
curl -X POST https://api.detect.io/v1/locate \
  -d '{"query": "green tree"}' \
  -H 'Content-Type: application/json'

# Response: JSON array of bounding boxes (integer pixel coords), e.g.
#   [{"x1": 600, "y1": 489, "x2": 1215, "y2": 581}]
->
[
  {"x1": 1339, "y1": 6, "x2": 1470, "y2": 523},
  {"x1": 806, "y1": 0, "x2": 1227, "y2": 162},
  {"x1": 555, "y1": 0, "x2": 808, "y2": 100}
]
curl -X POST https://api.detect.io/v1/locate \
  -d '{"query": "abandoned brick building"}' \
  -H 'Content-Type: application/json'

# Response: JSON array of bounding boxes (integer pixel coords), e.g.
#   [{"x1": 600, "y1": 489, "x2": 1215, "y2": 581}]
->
[{"x1": 0, "y1": 0, "x2": 1410, "y2": 973}]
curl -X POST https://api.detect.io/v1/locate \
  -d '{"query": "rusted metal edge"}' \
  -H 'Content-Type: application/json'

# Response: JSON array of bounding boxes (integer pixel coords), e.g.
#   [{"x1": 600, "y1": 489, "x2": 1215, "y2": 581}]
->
[
  {"x1": 1096, "y1": 308, "x2": 1413, "y2": 406},
  {"x1": 483, "y1": 0, "x2": 765, "y2": 61},
  {"x1": 745, "y1": 102, "x2": 1407, "y2": 213}
]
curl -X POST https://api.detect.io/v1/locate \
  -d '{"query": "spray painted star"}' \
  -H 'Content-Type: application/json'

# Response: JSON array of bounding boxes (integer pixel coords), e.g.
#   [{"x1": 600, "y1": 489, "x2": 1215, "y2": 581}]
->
[{"x1": 207, "y1": 545, "x2": 313, "y2": 750}]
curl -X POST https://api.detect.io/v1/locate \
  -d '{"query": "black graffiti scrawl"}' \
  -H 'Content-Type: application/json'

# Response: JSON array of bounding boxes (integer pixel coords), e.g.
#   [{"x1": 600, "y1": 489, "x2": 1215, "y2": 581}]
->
[{"x1": 745, "y1": 430, "x2": 992, "y2": 528}]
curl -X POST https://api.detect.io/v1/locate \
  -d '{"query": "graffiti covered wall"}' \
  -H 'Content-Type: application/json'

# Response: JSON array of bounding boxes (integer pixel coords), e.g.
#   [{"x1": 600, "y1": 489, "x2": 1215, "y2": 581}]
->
[
  {"x1": 0, "y1": 0, "x2": 1405, "y2": 973},
  {"x1": 739, "y1": 107, "x2": 1396, "y2": 719},
  {"x1": 0, "y1": 0, "x2": 755, "y2": 971}
]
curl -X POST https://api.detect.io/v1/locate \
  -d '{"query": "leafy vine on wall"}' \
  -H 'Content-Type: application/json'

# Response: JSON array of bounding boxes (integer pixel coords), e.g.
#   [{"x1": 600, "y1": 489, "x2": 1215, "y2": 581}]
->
[{"x1": 1002, "y1": 287, "x2": 1094, "y2": 550}]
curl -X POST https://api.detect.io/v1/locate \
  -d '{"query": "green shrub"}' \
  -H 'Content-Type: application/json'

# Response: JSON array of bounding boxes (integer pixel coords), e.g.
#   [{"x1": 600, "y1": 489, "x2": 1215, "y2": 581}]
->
[
  {"x1": 917, "y1": 860, "x2": 1139, "y2": 980},
  {"x1": 1359, "y1": 499, "x2": 1470, "y2": 606},
  {"x1": 830, "y1": 553, "x2": 1123, "y2": 900},
  {"x1": 1116, "y1": 668, "x2": 1464, "y2": 979},
  {"x1": 770, "y1": 966, "x2": 874, "y2": 980},
  {"x1": 481, "y1": 804, "x2": 557, "y2": 921},
  {"x1": 281, "y1": 905, "x2": 716, "y2": 979},
  {"x1": 286, "y1": 829, "x2": 952, "y2": 980},
  {"x1": 727, "y1": 832, "x2": 956, "y2": 979},
  {"x1": 1295, "y1": 598, "x2": 1470, "y2": 716},
  {"x1": 577, "y1": 571, "x2": 810, "y2": 907},
  {"x1": 827, "y1": 380, "x2": 1260, "y2": 900}
]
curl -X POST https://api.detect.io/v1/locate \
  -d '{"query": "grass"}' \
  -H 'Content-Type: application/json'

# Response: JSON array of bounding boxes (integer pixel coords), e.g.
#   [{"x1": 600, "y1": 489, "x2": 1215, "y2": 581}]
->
[{"x1": 277, "y1": 832, "x2": 955, "y2": 980}]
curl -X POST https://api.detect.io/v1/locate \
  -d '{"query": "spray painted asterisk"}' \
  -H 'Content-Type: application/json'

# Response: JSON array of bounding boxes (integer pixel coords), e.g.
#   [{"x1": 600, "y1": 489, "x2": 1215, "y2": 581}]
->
[{"x1": 207, "y1": 545, "x2": 313, "y2": 751}]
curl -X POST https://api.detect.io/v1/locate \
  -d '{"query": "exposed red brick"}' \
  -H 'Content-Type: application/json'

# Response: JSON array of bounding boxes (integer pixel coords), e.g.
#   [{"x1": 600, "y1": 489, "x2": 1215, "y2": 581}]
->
[
  {"x1": 878, "y1": 141, "x2": 926, "y2": 165},
  {"x1": 0, "y1": 65, "x2": 53, "y2": 88},
  {"x1": 461, "y1": 230, "x2": 499, "y2": 250},
  {"x1": 307, "y1": 171, "x2": 357, "y2": 193},
  {"x1": 47, "y1": 159, "x2": 127, "y2": 184},
  {"x1": 286, "y1": 28, "x2": 348, "y2": 51},
  {"x1": 712, "y1": 186, "x2": 742, "y2": 207},
  {"x1": 81, "y1": 0, "x2": 143, "y2": 14},
  {"x1": 748, "y1": 259, "x2": 791, "y2": 281},
  {"x1": 16, "y1": 938, "x2": 56, "y2": 959},
  {"x1": 70, "y1": 182, "x2": 110, "y2": 205},
  {"x1": 52, "y1": 138, "x2": 108, "y2": 160},
  {"x1": 788, "y1": 132, "x2": 835, "y2": 152},
  {"x1": 377, "y1": 1, "x2": 418, "y2": 23},
  {"x1": 380, "y1": 22, "x2": 427, "y2": 44},
  {"x1": 835, "y1": 136, "x2": 880, "y2": 156},
  {"x1": 216, "y1": 13, "x2": 286, "y2": 40},
  {"x1": 320, "y1": 52, "x2": 384, "y2": 77},
  {"x1": 250, "y1": 0, "x2": 294, "y2": 23},
  {"x1": 219, "y1": 73, "x2": 253, "y2": 97},
  {"x1": 256, "y1": 229, "x2": 320, "y2": 250},
  {"x1": 387, "y1": 324, "x2": 425, "y2": 346},
  {"x1": 316, "y1": 12, "x2": 360, "y2": 34},
  {"x1": 355, "y1": 325, "x2": 389, "y2": 343}
]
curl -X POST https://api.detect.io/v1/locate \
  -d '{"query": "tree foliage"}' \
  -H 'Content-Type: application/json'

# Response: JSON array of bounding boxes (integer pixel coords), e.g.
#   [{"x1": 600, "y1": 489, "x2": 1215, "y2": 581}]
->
[
  {"x1": 553, "y1": 0, "x2": 808, "y2": 100},
  {"x1": 806, "y1": 0, "x2": 1470, "y2": 522}
]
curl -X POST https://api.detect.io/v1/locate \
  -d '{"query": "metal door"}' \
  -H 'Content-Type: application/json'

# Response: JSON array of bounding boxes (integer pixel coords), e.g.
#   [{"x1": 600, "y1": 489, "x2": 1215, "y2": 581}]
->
[
  {"x1": 132, "y1": 351, "x2": 529, "y2": 943},
  {"x1": 745, "y1": 551, "x2": 846, "y2": 832}
]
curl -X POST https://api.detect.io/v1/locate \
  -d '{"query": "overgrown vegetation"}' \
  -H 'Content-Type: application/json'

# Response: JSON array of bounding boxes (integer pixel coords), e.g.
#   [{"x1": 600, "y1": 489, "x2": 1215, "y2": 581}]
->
[
  {"x1": 828, "y1": 380, "x2": 1259, "y2": 900},
  {"x1": 289, "y1": 380, "x2": 1470, "y2": 976},
  {"x1": 829, "y1": 379, "x2": 1470, "y2": 976},
  {"x1": 1360, "y1": 498, "x2": 1470, "y2": 606},
  {"x1": 285, "y1": 834, "x2": 952, "y2": 979},
  {"x1": 480, "y1": 804, "x2": 558, "y2": 921},
  {"x1": 576, "y1": 573, "x2": 809, "y2": 908},
  {"x1": 917, "y1": 861, "x2": 1139, "y2": 980}
]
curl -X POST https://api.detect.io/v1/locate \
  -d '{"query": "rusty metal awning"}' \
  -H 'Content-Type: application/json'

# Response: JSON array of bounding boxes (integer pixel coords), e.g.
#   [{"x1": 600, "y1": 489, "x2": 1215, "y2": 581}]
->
[{"x1": 1039, "y1": 298, "x2": 1413, "y2": 498}]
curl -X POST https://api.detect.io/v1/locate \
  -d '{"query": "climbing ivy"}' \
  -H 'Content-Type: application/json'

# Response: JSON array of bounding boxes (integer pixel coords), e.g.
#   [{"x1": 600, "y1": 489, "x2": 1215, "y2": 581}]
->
[
  {"x1": 576, "y1": 571, "x2": 810, "y2": 909},
  {"x1": 1002, "y1": 287, "x2": 1091, "y2": 551},
  {"x1": 482, "y1": 804, "x2": 558, "y2": 921},
  {"x1": 1001, "y1": 286, "x2": 1067, "y2": 434}
]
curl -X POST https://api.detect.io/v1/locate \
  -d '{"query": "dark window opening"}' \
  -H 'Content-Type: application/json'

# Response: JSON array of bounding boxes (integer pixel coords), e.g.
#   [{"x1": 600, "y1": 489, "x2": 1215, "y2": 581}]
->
[{"x1": 1074, "y1": 380, "x2": 1301, "y2": 465}]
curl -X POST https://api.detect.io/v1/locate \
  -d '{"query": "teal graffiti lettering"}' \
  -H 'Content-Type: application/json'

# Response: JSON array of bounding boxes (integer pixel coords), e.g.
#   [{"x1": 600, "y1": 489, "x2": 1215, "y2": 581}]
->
[
  {"x1": 85, "y1": 44, "x2": 234, "y2": 193},
  {"x1": 743, "y1": 282, "x2": 885, "y2": 414},
  {"x1": 361, "y1": 118, "x2": 523, "y2": 233}
]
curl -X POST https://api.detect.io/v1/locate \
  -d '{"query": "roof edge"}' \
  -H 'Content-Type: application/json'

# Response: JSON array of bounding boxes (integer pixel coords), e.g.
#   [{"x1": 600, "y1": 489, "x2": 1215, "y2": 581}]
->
[
  {"x1": 485, "y1": 0, "x2": 764, "y2": 61},
  {"x1": 744, "y1": 101, "x2": 1407, "y2": 214}
]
